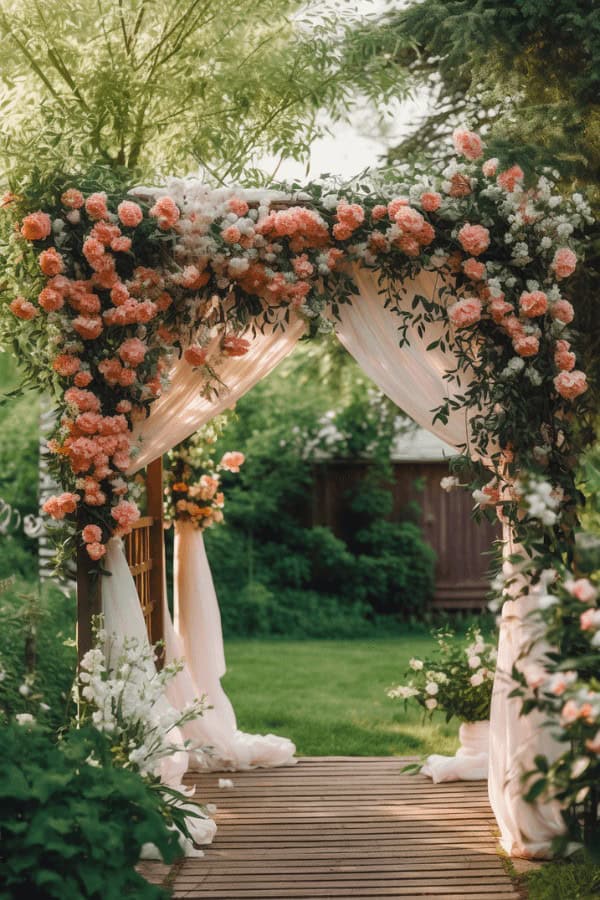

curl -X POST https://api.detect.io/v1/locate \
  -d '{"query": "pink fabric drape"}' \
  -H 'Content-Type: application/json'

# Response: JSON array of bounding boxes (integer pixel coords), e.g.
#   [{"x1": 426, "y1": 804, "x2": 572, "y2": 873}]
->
[{"x1": 339, "y1": 265, "x2": 563, "y2": 858}]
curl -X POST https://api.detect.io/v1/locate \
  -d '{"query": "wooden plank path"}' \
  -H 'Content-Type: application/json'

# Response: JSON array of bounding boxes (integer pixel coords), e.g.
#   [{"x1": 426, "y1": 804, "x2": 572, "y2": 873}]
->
[{"x1": 141, "y1": 757, "x2": 520, "y2": 899}]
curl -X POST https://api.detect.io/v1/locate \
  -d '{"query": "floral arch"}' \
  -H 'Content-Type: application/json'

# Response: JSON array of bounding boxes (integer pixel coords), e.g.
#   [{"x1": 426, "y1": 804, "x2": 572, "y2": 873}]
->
[{"x1": 1, "y1": 128, "x2": 597, "y2": 859}]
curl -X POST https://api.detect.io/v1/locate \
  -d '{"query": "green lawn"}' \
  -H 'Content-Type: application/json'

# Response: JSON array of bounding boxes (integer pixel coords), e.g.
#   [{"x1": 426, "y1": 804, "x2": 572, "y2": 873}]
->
[{"x1": 221, "y1": 636, "x2": 460, "y2": 757}]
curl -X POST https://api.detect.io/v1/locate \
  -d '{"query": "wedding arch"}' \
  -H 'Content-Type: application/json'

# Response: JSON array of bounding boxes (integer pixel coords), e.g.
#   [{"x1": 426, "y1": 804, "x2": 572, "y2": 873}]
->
[{"x1": 3, "y1": 128, "x2": 597, "y2": 859}]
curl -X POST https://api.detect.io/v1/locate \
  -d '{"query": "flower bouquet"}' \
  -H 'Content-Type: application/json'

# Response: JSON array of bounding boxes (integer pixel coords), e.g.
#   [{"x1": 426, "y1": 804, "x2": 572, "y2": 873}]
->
[
  {"x1": 164, "y1": 416, "x2": 244, "y2": 531},
  {"x1": 388, "y1": 626, "x2": 497, "y2": 782}
]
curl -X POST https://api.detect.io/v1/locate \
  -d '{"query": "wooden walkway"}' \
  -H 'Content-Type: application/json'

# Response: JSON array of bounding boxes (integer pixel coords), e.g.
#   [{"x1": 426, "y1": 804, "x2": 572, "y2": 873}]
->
[{"x1": 141, "y1": 757, "x2": 520, "y2": 899}]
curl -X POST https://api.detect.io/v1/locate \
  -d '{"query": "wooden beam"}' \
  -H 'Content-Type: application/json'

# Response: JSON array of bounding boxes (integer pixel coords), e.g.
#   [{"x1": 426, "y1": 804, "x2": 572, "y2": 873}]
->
[
  {"x1": 146, "y1": 456, "x2": 165, "y2": 652},
  {"x1": 76, "y1": 538, "x2": 102, "y2": 663}
]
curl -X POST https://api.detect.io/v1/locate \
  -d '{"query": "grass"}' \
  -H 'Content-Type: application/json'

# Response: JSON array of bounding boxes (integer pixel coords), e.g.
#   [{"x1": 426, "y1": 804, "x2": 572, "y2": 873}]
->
[
  {"x1": 523, "y1": 855, "x2": 600, "y2": 900},
  {"x1": 221, "y1": 636, "x2": 460, "y2": 757}
]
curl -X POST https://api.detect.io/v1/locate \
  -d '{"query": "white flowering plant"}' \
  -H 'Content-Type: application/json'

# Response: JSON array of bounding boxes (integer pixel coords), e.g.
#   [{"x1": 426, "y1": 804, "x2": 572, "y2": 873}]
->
[{"x1": 388, "y1": 626, "x2": 496, "y2": 724}]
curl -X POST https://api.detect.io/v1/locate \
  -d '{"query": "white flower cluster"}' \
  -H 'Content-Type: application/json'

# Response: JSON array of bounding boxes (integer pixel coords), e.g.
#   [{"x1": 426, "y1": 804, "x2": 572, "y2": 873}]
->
[
  {"x1": 77, "y1": 632, "x2": 206, "y2": 778},
  {"x1": 523, "y1": 478, "x2": 563, "y2": 526}
]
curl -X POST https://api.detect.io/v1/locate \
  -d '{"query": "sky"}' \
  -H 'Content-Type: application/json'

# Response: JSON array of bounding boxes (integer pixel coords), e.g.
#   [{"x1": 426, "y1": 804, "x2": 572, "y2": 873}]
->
[{"x1": 257, "y1": 0, "x2": 429, "y2": 183}]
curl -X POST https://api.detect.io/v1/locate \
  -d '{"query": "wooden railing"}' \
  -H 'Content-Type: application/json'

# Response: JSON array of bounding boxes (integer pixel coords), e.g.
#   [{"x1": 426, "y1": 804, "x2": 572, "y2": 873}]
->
[{"x1": 76, "y1": 457, "x2": 165, "y2": 661}]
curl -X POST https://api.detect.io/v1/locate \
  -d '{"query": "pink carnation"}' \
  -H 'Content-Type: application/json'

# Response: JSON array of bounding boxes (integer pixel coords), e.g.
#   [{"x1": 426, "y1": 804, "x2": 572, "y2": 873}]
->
[
  {"x1": 220, "y1": 451, "x2": 245, "y2": 472},
  {"x1": 64, "y1": 388, "x2": 101, "y2": 412},
  {"x1": 554, "y1": 340, "x2": 576, "y2": 372},
  {"x1": 463, "y1": 258, "x2": 486, "y2": 281},
  {"x1": 118, "y1": 337, "x2": 147, "y2": 367},
  {"x1": 551, "y1": 299, "x2": 575, "y2": 324},
  {"x1": 448, "y1": 173, "x2": 472, "y2": 197},
  {"x1": 448, "y1": 296, "x2": 482, "y2": 329},
  {"x1": 396, "y1": 235, "x2": 420, "y2": 257},
  {"x1": 85, "y1": 192, "x2": 109, "y2": 221},
  {"x1": 229, "y1": 197, "x2": 250, "y2": 217},
  {"x1": 73, "y1": 316, "x2": 103, "y2": 340},
  {"x1": 513, "y1": 336, "x2": 539, "y2": 357},
  {"x1": 149, "y1": 196, "x2": 180, "y2": 230},
  {"x1": 52, "y1": 354, "x2": 80, "y2": 377},
  {"x1": 420, "y1": 192, "x2": 442, "y2": 212},
  {"x1": 452, "y1": 128, "x2": 483, "y2": 161},
  {"x1": 497, "y1": 165, "x2": 524, "y2": 192},
  {"x1": 580, "y1": 608, "x2": 600, "y2": 631},
  {"x1": 39, "y1": 248, "x2": 65, "y2": 276},
  {"x1": 457, "y1": 223, "x2": 490, "y2": 256},
  {"x1": 76, "y1": 412, "x2": 103, "y2": 434},
  {"x1": 482, "y1": 158, "x2": 499, "y2": 177},
  {"x1": 554, "y1": 370, "x2": 587, "y2": 400},
  {"x1": 82, "y1": 524, "x2": 102, "y2": 544},
  {"x1": 490, "y1": 297, "x2": 512, "y2": 323},
  {"x1": 61, "y1": 188, "x2": 84, "y2": 209},
  {"x1": 371, "y1": 204, "x2": 388, "y2": 221},
  {"x1": 395, "y1": 206, "x2": 425, "y2": 234},
  {"x1": 42, "y1": 492, "x2": 79, "y2": 520},
  {"x1": 111, "y1": 236, "x2": 132, "y2": 253},
  {"x1": 336, "y1": 200, "x2": 365, "y2": 230},
  {"x1": 20, "y1": 211, "x2": 52, "y2": 241},
  {"x1": 10, "y1": 296, "x2": 37, "y2": 320},
  {"x1": 222, "y1": 225, "x2": 241, "y2": 244},
  {"x1": 292, "y1": 254, "x2": 314, "y2": 278},
  {"x1": 111, "y1": 499, "x2": 140, "y2": 533},
  {"x1": 567, "y1": 578, "x2": 598, "y2": 605},
  {"x1": 86, "y1": 542, "x2": 106, "y2": 561},
  {"x1": 551, "y1": 248, "x2": 577, "y2": 280},
  {"x1": 184, "y1": 345, "x2": 208, "y2": 367},
  {"x1": 387, "y1": 197, "x2": 409, "y2": 218},
  {"x1": 519, "y1": 291, "x2": 548, "y2": 318},
  {"x1": 38, "y1": 287, "x2": 64, "y2": 312},
  {"x1": 117, "y1": 201, "x2": 144, "y2": 228}
]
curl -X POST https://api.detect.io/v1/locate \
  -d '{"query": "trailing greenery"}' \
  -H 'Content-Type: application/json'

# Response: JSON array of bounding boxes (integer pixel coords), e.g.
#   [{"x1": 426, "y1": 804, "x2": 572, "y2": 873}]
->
[
  {"x1": 523, "y1": 853, "x2": 600, "y2": 900},
  {"x1": 0, "y1": 722, "x2": 180, "y2": 899}
]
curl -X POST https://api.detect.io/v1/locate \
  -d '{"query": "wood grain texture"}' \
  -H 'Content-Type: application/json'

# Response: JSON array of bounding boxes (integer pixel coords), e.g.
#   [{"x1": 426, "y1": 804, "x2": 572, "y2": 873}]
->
[{"x1": 139, "y1": 757, "x2": 518, "y2": 899}]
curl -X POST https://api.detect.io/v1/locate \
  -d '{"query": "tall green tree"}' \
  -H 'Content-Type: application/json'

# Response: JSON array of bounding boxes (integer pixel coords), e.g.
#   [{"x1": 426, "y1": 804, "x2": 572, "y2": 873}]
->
[{"x1": 0, "y1": 0, "x2": 403, "y2": 186}]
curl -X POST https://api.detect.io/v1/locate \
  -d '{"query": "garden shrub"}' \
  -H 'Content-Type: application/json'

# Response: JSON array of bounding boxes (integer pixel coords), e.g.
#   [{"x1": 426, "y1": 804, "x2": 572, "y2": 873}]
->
[
  {"x1": 0, "y1": 579, "x2": 76, "y2": 731},
  {"x1": 0, "y1": 722, "x2": 179, "y2": 899}
]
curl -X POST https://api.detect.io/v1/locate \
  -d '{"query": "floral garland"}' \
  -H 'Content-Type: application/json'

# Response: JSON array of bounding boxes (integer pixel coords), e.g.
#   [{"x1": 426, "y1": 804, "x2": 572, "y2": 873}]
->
[
  {"x1": 164, "y1": 416, "x2": 244, "y2": 530},
  {"x1": 0, "y1": 128, "x2": 597, "y2": 846}
]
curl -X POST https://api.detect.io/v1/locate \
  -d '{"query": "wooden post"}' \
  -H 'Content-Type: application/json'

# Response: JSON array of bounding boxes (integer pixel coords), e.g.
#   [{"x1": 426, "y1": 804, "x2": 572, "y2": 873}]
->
[
  {"x1": 146, "y1": 456, "x2": 165, "y2": 648},
  {"x1": 76, "y1": 540, "x2": 102, "y2": 663}
]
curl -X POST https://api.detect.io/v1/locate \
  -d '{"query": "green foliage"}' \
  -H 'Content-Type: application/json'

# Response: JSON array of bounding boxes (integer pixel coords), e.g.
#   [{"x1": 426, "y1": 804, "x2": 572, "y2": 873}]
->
[
  {"x1": 204, "y1": 344, "x2": 436, "y2": 635},
  {"x1": 363, "y1": 0, "x2": 600, "y2": 401},
  {"x1": 0, "y1": 579, "x2": 76, "y2": 732},
  {"x1": 524, "y1": 853, "x2": 600, "y2": 900},
  {"x1": 0, "y1": 0, "x2": 404, "y2": 187},
  {"x1": 0, "y1": 722, "x2": 179, "y2": 899}
]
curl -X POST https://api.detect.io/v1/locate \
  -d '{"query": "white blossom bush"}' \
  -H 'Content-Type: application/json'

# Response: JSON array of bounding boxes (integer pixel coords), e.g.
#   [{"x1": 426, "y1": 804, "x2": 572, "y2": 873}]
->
[{"x1": 388, "y1": 626, "x2": 496, "y2": 724}]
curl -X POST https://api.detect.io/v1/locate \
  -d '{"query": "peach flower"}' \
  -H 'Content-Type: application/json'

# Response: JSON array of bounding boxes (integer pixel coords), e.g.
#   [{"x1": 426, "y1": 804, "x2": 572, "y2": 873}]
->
[
  {"x1": 111, "y1": 236, "x2": 132, "y2": 253},
  {"x1": 551, "y1": 299, "x2": 574, "y2": 324},
  {"x1": 222, "y1": 225, "x2": 241, "y2": 243},
  {"x1": 490, "y1": 298, "x2": 513, "y2": 323},
  {"x1": 395, "y1": 206, "x2": 425, "y2": 234},
  {"x1": 61, "y1": 188, "x2": 84, "y2": 209},
  {"x1": 38, "y1": 287, "x2": 64, "y2": 312},
  {"x1": 85, "y1": 192, "x2": 109, "y2": 220},
  {"x1": 519, "y1": 290, "x2": 548, "y2": 318},
  {"x1": 184, "y1": 345, "x2": 208, "y2": 367},
  {"x1": 39, "y1": 247, "x2": 65, "y2": 276},
  {"x1": 117, "y1": 201, "x2": 144, "y2": 228},
  {"x1": 420, "y1": 191, "x2": 442, "y2": 212},
  {"x1": 497, "y1": 165, "x2": 524, "y2": 192},
  {"x1": 551, "y1": 248, "x2": 577, "y2": 279},
  {"x1": 86, "y1": 542, "x2": 106, "y2": 561},
  {"x1": 220, "y1": 451, "x2": 245, "y2": 472},
  {"x1": 223, "y1": 335, "x2": 250, "y2": 357},
  {"x1": 567, "y1": 578, "x2": 598, "y2": 605},
  {"x1": 387, "y1": 197, "x2": 409, "y2": 218},
  {"x1": 554, "y1": 370, "x2": 587, "y2": 400},
  {"x1": 149, "y1": 196, "x2": 180, "y2": 230},
  {"x1": 580, "y1": 608, "x2": 600, "y2": 631},
  {"x1": 118, "y1": 337, "x2": 147, "y2": 367},
  {"x1": 448, "y1": 173, "x2": 472, "y2": 197},
  {"x1": 82, "y1": 524, "x2": 102, "y2": 544},
  {"x1": 64, "y1": 388, "x2": 101, "y2": 412},
  {"x1": 513, "y1": 335, "x2": 539, "y2": 357},
  {"x1": 457, "y1": 223, "x2": 490, "y2": 256},
  {"x1": 463, "y1": 258, "x2": 486, "y2": 281},
  {"x1": 10, "y1": 296, "x2": 37, "y2": 319},
  {"x1": 73, "y1": 316, "x2": 103, "y2": 340},
  {"x1": 74, "y1": 371, "x2": 93, "y2": 388},
  {"x1": 111, "y1": 499, "x2": 140, "y2": 532},
  {"x1": 21, "y1": 211, "x2": 52, "y2": 241},
  {"x1": 42, "y1": 491, "x2": 79, "y2": 520},
  {"x1": 371, "y1": 204, "x2": 388, "y2": 221},
  {"x1": 52, "y1": 354, "x2": 80, "y2": 377},
  {"x1": 554, "y1": 339, "x2": 576, "y2": 372},
  {"x1": 452, "y1": 128, "x2": 483, "y2": 160},
  {"x1": 482, "y1": 158, "x2": 499, "y2": 177},
  {"x1": 229, "y1": 197, "x2": 249, "y2": 217},
  {"x1": 448, "y1": 296, "x2": 482, "y2": 328}
]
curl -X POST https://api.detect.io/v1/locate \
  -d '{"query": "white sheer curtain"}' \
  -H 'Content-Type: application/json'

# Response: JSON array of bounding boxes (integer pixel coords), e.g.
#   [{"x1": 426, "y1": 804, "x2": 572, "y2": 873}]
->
[
  {"x1": 115, "y1": 317, "x2": 302, "y2": 771},
  {"x1": 337, "y1": 265, "x2": 563, "y2": 858}
]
